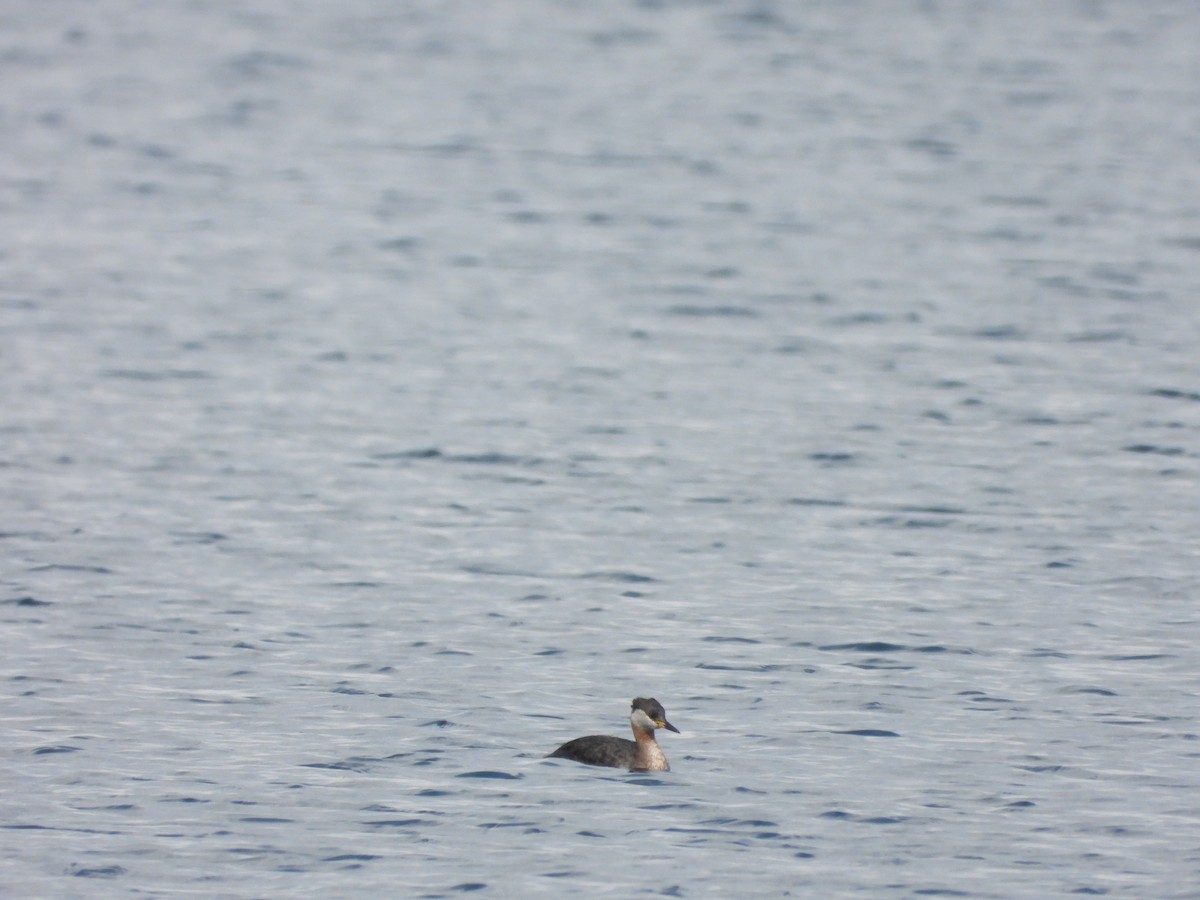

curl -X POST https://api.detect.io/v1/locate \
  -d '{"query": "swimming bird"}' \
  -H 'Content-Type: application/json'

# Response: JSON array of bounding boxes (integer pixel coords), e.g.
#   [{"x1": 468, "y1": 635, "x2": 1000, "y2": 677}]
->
[{"x1": 547, "y1": 697, "x2": 680, "y2": 772}]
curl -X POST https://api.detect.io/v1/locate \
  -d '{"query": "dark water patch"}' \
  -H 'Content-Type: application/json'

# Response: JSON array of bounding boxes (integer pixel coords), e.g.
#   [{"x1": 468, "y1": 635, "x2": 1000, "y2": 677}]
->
[
  {"x1": 588, "y1": 25, "x2": 658, "y2": 47},
  {"x1": 1061, "y1": 686, "x2": 1118, "y2": 696},
  {"x1": 899, "y1": 505, "x2": 967, "y2": 516},
  {"x1": 1027, "y1": 649, "x2": 1069, "y2": 658},
  {"x1": 392, "y1": 139, "x2": 484, "y2": 159},
  {"x1": 159, "y1": 796, "x2": 210, "y2": 804},
  {"x1": 302, "y1": 758, "x2": 375, "y2": 772},
  {"x1": 1037, "y1": 275, "x2": 1091, "y2": 298},
  {"x1": 370, "y1": 448, "x2": 542, "y2": 467},
  {"x1": 3, "y1": 596, "x2": 50, "y2": 606},
  {"x1": 448, "y1": 883, "x2": 488, "y2": 893},
  {"x1": 835, "y1": 729, "x2": 900, "y2": 738},
  {"x1": 689, "y1": 495, "x2": 733, "y2": 503},
  {"x1": 1017, "y1": 765, "x2": 1070, "y2": 774},
  {"x1": 578, "y1": 571, "x2": 656, "y2": 583},
  {"x1": 695, "y1": 662, "x2": 786, "y2": 672},
  {"x1": 481, "y1": 469, "x2": 546, "y2": 483},
  {"x1": 818, "y1": 809, "x2": 854, "y2": 820},
  {"x1": 703, "y1": 636, "x2": 762, "y2": 644},
  {"x1": 912, "y1": 890, "x2": 969, "y2": 897},
  {"x1": 863, "y1": 515, "x2": 953, "y2": 529},
  {"x1": 239, "y1": 816, "x2": 293, "y2": 824},
  {"x1": 1149, "y1": 388, "x2": 1200, "y2": 402},
  {"x1": 663, "y1": 826, "x2": 727, "y2": 836},
  {"x1": 704, "y1": 267, "x2": 741, "y2": 279},
  {"x1": 30, "y1": 563, "x2": 112, "y2": 574},
  {"x1": 1101, "y1": 653, "x2": 1173, "y2": 661},
  {"x1": 452, "y1": 452, "x2": 541, "y2": 466},
  {"x1": 786, "y1": 497, "x2": 845, "y2": 507},
  {"x1": 68, "y1": 865, "x2": 126, "y2": 878},
  {"x1": 914, "y1": 645, "x2": 974, "y2": 655},
  {"x1": 1067, "y1": 331, "x2": 1128, "y2": 343},
  {"x1": 830, "y1": 311, "x2": 889, "y2": 326},
  {"x1": 964, "y1": 694, "x2": 1013, "y2": 705},
  {"x1": 371, "y1": 447, "x2": 443, "y2": 460},
  {"x1": 808, "y1": 452, "x2": 855, "y2": 464},
  {"x1": 456, "y1": 771, "x2": 522, "y2": 780},
  {"x1": 223, "y1": 49, "x2": 309, "y2": 79},
  {"x1": 505, "y1": 209, "x2": 548, "y2": 225},
  {"x1": 1097, "y1": 716, "x2": 1171, "y2": 726},
  {"x1": 846, "y1": 659, "x2": 914, "y2": 670},
  {"x1": 979, "y1": 226, "x2": 1040, "y2": 243},
  {"x1": 376, "y1": 751, "x2": 431, "y2": 768},
  {"x1": 1005, "y1": 800, "x2": 1036, "y2": 809},
  {"x1": 863, "y1": 815, "x2": 909, "y2": 824},
  {"x1": 906, "y1": 137, "x2": 956, "y2": 157},
  {"x1": 543, "y1": 869, "x2": 586, "y2": 878},
  {"x1": 102, "y1": 368, "x2": 211, "y2": 381},
  {"x1": 1089, "y1": 264, "x2": 1139, "y2": 285},
  {"x1": 666, "y1": 304, "x2": 758, "y2": 317},
  {"x1": 701, "y1": 817, "x2": 780, "y2": 828},
  {"x1": 224, "y1": 846, "x2": 289, "y2": 859},
  {"x1": 378, "y1": 236, "x2": 419, "y2": 253},
  {"x1": 820, "y1": 642, "x2": 906, "y2": 652},
  {"x1": 323, "y1": 853, "x2": 380, "y2": 863},
  {"x1": 363, "y1": 818, "x2": 431, "y2": 828},
  {"x1": 33, "y1": 745, "x2": 81, "y2": 755},
  {"x1": 4, "y1": 824, "x2": 122, "y2": 835},
  {"x1": 169, "y1": 531, "x2": 227, "y2": 544},
  {"x1": 1123, "y1": 444, "x2": 1184, "y2": 456},
  {"x1": 460, "y1": 564, "x2": 542, "y2": 578},
  {"x1": 421, "y1": 719, "x2": 456, "y2": 728},
  {"x1": 973, "y1": 324, "x2": 1026, "y2": 340}
]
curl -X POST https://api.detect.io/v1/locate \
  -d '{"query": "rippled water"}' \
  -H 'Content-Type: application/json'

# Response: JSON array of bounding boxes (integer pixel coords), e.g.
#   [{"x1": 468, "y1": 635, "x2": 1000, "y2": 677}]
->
[{"x1": 3, "y1": 1, "x2": 1199, "y2": 896}]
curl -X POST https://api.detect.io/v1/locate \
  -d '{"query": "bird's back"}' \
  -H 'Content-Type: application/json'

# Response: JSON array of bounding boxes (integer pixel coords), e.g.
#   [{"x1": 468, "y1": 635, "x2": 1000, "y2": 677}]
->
[{"x1": 547, "y1": 734, "x2": 636, "y2": 769}]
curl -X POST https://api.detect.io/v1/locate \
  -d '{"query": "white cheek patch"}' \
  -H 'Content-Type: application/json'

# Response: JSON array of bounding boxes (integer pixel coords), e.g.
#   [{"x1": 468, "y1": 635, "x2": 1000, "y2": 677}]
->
[{"x1": 630, "y1": 708, "x2": 657, "y2": 731}]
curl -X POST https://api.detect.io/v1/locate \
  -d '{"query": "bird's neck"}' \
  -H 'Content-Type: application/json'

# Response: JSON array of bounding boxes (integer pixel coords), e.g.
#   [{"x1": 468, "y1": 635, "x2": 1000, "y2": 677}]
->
[{"x1": 631, "y1": 728, "x2": 669, "y2": 772}]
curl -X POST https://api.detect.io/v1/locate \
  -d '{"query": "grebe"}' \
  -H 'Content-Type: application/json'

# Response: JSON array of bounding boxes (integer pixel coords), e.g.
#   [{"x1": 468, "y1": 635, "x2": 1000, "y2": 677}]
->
[{"x1": 547, "y1": 697, "x2": 680, "y2": 772}]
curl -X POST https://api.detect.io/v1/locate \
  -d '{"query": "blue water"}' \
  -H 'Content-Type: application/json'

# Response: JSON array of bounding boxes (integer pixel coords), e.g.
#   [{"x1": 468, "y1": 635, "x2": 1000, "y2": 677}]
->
[{"x1": 3, "y1": 1, "x2": 1199, "y2": 896}]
